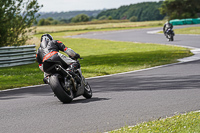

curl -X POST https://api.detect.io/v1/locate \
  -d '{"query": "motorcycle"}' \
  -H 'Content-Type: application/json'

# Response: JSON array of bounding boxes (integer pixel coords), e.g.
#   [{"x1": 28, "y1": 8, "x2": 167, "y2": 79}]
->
[
  {"x1": 43, "y1": 57, "x2": 92, "y2": 103},
  {"x1": 166, "y1": 28, "x2": 175, "y2": 41}
]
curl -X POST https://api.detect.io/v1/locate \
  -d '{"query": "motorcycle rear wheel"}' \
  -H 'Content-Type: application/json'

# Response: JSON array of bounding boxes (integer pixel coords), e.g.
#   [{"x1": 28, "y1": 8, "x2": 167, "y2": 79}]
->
[
  {"x1": 49, "y1": 74, "x2": 74, "y2": 103},
  {"x1": 83, "y1": 82, "x2": 92, "y2": 99}
]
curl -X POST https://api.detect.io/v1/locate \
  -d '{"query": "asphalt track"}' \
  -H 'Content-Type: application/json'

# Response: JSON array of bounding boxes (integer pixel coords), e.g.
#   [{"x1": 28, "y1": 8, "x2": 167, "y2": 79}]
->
[{"x1": 1, "y1": 24, "x2": 200, "y2": 133}]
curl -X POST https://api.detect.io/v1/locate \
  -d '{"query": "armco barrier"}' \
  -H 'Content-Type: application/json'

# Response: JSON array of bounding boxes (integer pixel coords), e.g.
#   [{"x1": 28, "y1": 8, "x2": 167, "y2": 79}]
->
[{"x1": 0, "y1": 45, "x2": 36, "y2": 68}]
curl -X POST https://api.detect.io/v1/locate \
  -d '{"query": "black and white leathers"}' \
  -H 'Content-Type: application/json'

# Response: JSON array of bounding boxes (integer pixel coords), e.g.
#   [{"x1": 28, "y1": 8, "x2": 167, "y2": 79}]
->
[{"x1": 36, "y1": 39, "x2": 77, "y2": 72}]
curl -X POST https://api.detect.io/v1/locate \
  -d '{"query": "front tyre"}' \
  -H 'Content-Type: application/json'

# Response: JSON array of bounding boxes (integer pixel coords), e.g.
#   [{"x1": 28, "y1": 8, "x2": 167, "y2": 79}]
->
[
  {"x1": 171, "y1": 36, "x2": 174, "y2": 41},
  {"x1": 49, "y1": 74, "x2": 73, "y2": 103},
  {"x1": 83, "y1": 82, "x2": 92, "y2": 99}
]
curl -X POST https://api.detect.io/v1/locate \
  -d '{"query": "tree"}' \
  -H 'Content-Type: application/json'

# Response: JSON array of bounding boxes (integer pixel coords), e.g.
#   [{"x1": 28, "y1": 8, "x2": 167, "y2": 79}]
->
[
  {"x1": 37, "y1": 18, "x2": 51, "y2": 26},
  {"x1": 107, "y1": 16, "x2": 112, "y2": 20},
  {"x1": 98, "y1": 15, "x2": 107, "y2": 20},
  {"x1": 71, "y1": 14, "x2": 89, "y2": 23},
  {"x1": 46, "y1": 17, "x2": 54, "y2": 21},
  {"x1": 0, "y1": 0, "x2": 42, "y2": 47},
  {"x1": 160, "y1": 0, "x2": 200, "y2": 20},
  {"x1": 51, "y1": 20, "x2": 59, "y2": 25},
  {"x1": 37, "y1": 17, "x2": 59, "y2": 25}
]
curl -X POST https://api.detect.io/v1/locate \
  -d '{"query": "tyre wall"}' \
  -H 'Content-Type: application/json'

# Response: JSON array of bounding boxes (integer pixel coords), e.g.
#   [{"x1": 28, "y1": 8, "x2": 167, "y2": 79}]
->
[{"x1": 170, "y1": 18, "x2": 200, "y2": 25}]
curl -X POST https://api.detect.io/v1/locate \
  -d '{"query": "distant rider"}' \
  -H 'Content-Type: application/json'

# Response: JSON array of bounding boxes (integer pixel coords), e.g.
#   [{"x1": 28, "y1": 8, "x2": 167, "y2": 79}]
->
[
  {"x1": 36, "y1": 34, "x2": 80, "y2": 84},
  {"x1": 163, "y1": 21, "x2": 174, "y2": 38}
]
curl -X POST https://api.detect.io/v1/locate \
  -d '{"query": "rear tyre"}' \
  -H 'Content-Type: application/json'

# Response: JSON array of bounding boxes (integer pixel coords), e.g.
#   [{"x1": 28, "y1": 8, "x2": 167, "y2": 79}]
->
[
  {"x1": 83, "y1": 82, "x2": 92, "y2": 99},
  {"x1": 49, "y1": 74, "x2": 73, "y2": 103}
]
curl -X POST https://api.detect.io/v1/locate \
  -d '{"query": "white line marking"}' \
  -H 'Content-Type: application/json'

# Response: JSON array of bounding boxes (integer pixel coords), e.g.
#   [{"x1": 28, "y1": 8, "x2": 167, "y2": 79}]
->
[{"x1": 0, "y1": 84, "x2": 47, "y2": 92}]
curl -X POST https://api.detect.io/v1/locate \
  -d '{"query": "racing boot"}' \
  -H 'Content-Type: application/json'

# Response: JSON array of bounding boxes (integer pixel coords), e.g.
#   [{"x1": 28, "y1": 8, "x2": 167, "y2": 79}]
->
[
  {"x1": 43, "y1": 73, "x2": 50, "y2": 84},
  {"x1": 43, "y1": 76, "x2": 49, "y2": 84}
]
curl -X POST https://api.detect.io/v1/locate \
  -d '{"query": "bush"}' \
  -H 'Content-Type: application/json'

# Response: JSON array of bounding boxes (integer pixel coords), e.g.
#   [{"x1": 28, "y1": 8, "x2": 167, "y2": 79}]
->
[
  {"x1": 38, "y1": 19, "x2": 51, "y2": 26},
  {"x1": 0, "y1": 0, "x2": 42, "y2": 47},
  {"x1": 71, "y1": 14, "x2": 89, "y2": 23},
  {"x1": 130, "y1": 16, "x2": 138, "y2": 22}
]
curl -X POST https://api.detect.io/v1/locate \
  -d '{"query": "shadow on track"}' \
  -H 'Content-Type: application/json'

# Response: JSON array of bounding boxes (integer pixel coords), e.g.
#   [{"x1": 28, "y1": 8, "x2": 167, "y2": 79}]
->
[
  {"x1": 0, "y1": 85, "x2": 52, "y2": 100},
  {"x1": 67, "y1": 97, "x2": 110, "y2": 104}
]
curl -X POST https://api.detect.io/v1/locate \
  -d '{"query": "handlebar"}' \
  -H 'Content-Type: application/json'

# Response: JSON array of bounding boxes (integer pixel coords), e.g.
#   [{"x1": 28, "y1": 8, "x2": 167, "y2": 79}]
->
[{"x1": 69, "y1": 56, "x2": 83, "y2": 61}]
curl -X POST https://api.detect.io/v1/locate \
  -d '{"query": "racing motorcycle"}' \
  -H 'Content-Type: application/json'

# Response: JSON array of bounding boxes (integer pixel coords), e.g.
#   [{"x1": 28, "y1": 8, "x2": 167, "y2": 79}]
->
[
  {"x1": 43, "y1": 57, "x2": 92, "y2": 103},
  {"x1": 166, "y1": 28, "x2": 175, "y2": 41}
]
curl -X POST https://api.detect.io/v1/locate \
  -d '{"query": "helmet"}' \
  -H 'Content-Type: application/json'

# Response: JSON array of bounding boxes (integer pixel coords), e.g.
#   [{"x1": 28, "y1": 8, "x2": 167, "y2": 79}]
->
[
  {"x1": 41, "y1": 34, "x2": 53, "y2": 42},
  {"x1": 165, "y1": 21, "x2": 169, "y2": 24}
]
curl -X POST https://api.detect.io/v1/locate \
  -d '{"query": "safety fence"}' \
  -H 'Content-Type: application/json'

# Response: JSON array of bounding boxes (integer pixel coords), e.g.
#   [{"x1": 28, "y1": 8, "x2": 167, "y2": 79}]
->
[
  {"x1": 170, "y1": 18, "x2": 200, "y2": 25},
  {"x1": 0, "y1": 45, "x2": 36, "y2": 68}
]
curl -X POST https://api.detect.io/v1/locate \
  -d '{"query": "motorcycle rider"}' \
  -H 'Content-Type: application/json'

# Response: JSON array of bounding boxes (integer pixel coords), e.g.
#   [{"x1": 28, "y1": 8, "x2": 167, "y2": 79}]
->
[
  {"x1": 36, "y1": 34, "x2": 80, "y2": 84},
  {"x1": 163, "y1": 21, "x2": 174, "y2": 38}
]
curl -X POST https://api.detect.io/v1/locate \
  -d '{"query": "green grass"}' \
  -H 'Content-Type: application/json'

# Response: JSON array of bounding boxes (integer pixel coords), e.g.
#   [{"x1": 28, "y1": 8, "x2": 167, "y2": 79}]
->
[
  {"x1": 0, "y1": 38, "x2": 192, "y2": 90},
  {"x1": 0, "y1": 63, "x2": 43, "y2": 89},
  {"x1": 174, "y1": 27, "x2": 200, "y2": 35},
  {"x1": 158, "y1": 26, "x2": 200, "y2": 35},
  {"x1": 29, "y1": 20, "x2": 165, "y2": 47},
  {"x1": 35, "y1": 20, "x2": 164, "y2": 34},
  {"x1": 108, "y1": 111, "x2": 200, "y2": 133}
]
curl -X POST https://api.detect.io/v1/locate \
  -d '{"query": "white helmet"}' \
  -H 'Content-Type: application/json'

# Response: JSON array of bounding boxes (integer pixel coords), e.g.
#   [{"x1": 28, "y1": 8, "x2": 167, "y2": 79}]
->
[{"x1": 41, "y1": 34, "x2": 53, "y2": 42}]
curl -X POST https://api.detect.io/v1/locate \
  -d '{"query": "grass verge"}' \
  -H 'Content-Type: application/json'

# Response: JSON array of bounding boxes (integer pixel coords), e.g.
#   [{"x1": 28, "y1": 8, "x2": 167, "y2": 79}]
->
[
  {"x1": 0, "y1": 38, "x2": 192, "y2": 90},
  {"x1": 108, "y1": 111, "x2": 200, "y2": 133},
  {"x1": 34, "y1": 20, "x2": 164, "y2": 34},
  {"x1": 174, "y1": 26, "x2": 200, "y2": 35},
  {"x1": 158, "y1": 26, "x2": 200, "y2": 35}
]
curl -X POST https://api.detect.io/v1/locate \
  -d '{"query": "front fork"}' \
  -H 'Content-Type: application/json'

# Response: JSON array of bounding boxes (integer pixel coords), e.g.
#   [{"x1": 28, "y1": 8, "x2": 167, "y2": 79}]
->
[{"x1": 76, "y1": 68, "x2": 87, "y2": 86}]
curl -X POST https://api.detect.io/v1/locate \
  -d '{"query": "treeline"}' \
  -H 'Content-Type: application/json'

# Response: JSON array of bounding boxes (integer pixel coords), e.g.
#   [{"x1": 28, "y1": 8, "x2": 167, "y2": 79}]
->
[
  {"x1": 160, "y1": 0, "x2": 200, "y2": 20},
  {"x1": 37, "y1": 14, "x2": 92, "y2": 25},
  {"x1": 96, "y1": 1, "x2": 165, "y2": 21},
  {"x1": 36, "y1": 0, "x2": 200, "y2": 26},
  {"x1": 36, "y1": 1, "x2": 165, "y2": 26},
  {"x1": 38, "y1": 10, "x2": 103, "y2": 20}
]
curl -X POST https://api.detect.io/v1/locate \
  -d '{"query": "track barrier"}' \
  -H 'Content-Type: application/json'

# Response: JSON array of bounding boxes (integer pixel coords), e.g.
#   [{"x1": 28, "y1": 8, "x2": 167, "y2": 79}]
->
[
  {"x1": 170, "y1": 18, "x2": 200, "y2": 25},
  {"x1": 0, "y1": 45, "x2": 36, "y2": 68}
]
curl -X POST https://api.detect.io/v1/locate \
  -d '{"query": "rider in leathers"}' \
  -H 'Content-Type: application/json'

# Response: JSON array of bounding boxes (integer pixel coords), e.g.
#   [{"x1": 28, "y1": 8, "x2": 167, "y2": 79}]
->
[
  {"x1": 36, "y1": 34, "x2": 80, "y2": 84},
  {"x1": 163, "y1": 21, "x2": 173, "y2": 38}
]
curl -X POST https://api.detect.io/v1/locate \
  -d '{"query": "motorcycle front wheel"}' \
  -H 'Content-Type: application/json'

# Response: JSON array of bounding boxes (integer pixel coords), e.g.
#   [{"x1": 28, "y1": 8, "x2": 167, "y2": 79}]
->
[
  {"x1": 83, "y1": 82, "x2": 92, "y2": 99},
  {"x1": 49, "y1": 74, "x2": 74, "y2": 103},
  {"x1": 170, "y1": 35, "x2": 174, "y2": 41}
]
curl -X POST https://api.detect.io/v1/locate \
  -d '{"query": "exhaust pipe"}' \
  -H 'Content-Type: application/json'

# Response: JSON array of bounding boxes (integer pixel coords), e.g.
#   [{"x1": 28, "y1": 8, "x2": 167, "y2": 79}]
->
[{"x1": 55, "y1": 65, "x2": 72, "y2": 78}]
